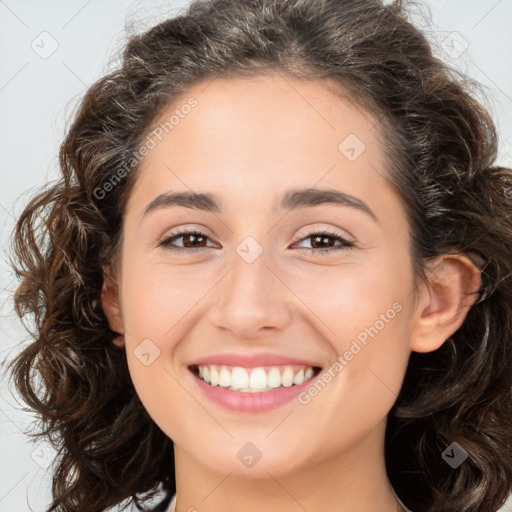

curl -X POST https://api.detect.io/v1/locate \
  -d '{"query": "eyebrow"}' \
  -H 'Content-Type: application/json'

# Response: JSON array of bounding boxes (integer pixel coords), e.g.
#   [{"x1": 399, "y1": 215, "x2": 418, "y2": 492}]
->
[{"x1": 141, "y1": 187, "x2": 378, "y2": 222}]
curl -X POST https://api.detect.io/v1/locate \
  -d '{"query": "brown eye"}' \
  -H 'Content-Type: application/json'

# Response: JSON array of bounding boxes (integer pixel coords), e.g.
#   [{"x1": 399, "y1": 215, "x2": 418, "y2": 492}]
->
[
  {"x1": 293, "y1": 231, "x2": 355, "y2": 254},
  {"x1": 158, "y1": 230, "x2": 215, "y2": 252}
]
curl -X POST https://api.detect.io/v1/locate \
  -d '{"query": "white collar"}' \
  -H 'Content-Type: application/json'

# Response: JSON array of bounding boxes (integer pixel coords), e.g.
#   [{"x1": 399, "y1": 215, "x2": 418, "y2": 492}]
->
[{"x1": 166, "y1": 493, "x2": 176, "y2": 512}]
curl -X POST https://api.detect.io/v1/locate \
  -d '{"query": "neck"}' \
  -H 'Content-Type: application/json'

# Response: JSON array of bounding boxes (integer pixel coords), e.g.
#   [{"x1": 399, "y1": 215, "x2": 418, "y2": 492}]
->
[{"x1": 172, "y1": 418, "x2": 405, "y2": 512}]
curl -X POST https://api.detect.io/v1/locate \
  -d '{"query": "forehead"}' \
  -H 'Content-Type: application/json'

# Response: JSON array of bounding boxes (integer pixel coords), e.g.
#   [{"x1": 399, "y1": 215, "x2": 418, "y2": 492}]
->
[
  {"x1": 128, "y1": 73, "x2": 394, "y2": 218},
  {"x1": 148, "y1": 73, "x2": 380, "y2": 153}
]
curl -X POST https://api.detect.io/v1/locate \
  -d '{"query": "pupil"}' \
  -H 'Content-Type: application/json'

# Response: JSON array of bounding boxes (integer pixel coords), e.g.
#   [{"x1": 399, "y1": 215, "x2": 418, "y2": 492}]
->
[
  {"x1": 312, "y1": 235, "x2": 330, "y2": 249},
  {"x1": 184, "y1": 234, "x2": 204, "y2": 247}
]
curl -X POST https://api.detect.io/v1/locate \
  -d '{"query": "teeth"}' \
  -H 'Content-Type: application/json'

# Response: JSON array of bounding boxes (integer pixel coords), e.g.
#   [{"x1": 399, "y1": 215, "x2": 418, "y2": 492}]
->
[
  {"x1": 231, "y1": 366, "x2": 249, "y2": 389},
  {"x1": 194, "y1": 364, "x2": 317, "y2": 392},
  {"x1": 219, "y1": 367, "x2": 231, "y2": 387},
  {"x1": 281, "y1": 367, "x2": 294, "y2": 387},
  {"x1": 210, "y1": 366, "x2": 219, "y2": 386},
  {"x1": 249, "y1": 368, "x2": 267, "y2": 389},
  {"x1": 267, "y1": 367, "x2": 281, "y2": 388},
  {"x1": 293, "y1": 368, "x2": 305, "y2": 385}
]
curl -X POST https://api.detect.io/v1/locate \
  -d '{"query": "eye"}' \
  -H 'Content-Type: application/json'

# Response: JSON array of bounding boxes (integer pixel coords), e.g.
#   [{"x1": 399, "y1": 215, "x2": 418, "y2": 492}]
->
[
  {"x1": 157, "y1": 229, "x2": 217, "y2": 252},
  {"x1": 157, "y1": 228, "x2": 356, "y2": 254},
  {"x1": 292, "y1": 230, "x2": 355, "y2": 254}
]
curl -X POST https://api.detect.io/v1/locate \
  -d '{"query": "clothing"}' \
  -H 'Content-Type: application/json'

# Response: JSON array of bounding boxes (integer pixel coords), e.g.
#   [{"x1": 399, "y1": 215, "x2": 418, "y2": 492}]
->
[
  {"x1": 165, "y1": 489, "x2": 411, "y2": 511},
  {"x1": 166, "y1": 493, "x2": 176, "y2": 512}
]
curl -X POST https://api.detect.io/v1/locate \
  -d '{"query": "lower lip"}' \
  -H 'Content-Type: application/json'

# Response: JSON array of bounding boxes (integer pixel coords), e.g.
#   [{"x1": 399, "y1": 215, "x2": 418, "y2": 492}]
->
[{"x1": 190, "y1": 368, "x2": 320, "y2": 413}]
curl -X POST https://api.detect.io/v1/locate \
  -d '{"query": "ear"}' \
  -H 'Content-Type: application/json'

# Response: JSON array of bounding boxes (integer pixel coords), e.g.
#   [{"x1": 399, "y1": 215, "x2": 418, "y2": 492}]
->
[
  {"x1": 410, "y1": 253, "x2": 482, "y2": 353},
  {"x1": 100, "y1": 265, "x2": 125, "y2": 338}
]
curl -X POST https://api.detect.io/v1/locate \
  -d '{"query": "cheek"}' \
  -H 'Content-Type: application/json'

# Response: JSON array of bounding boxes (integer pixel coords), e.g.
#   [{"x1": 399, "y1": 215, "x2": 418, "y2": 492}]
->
[
  {"x1": 294, "y1": 248, "x2": 413, "y2": 396},
  {"x1": 117, "y1": 252, "x2": 193, "y2": 406},
  {"x1": 292, "y1": 251, "x2": 411, "y2": 346},
  {"x1": 121, "y1": 259, "x2": 205, "y2": 338},
  {"x1": 119, "y1": 259, "x2": 229, "y2": 416},
  {"x1": 286, "y1": 264, "x2": 412, "y2": 455}
]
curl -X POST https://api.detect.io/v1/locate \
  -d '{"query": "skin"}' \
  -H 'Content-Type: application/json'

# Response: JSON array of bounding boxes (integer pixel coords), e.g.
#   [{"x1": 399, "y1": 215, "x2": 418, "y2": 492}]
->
[{"x1": 101, "y1": 72, "x2": 481, "y2": 512}]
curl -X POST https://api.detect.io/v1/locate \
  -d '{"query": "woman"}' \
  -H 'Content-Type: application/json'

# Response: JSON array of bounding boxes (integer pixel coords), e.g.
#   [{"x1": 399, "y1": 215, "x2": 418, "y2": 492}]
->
[{"x1": 7, "y1": 0, "x2": 512, "y2": 511}]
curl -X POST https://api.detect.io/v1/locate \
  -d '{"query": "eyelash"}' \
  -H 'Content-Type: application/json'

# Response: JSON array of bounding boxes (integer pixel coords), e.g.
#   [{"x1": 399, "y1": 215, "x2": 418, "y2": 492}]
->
[{"x1": 157, "y1": 228, "x2": 356, "y2": 254}]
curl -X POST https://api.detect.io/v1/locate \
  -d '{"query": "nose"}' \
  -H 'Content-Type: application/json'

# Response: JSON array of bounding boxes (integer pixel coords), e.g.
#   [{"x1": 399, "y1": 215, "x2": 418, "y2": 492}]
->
[{"x1": 206, "y1": 244, "x2": 292, "y2": 340}]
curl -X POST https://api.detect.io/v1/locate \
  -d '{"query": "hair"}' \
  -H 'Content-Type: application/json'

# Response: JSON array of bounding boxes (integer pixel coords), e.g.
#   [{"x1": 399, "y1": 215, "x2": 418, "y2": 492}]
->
[{"x1": 5, "y1": 0, "x2": 512, "y2": 511}]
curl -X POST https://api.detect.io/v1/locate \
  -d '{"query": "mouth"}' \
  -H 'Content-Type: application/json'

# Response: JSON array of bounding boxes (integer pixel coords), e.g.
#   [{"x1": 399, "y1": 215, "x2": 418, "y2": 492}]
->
[{"x1": 188, "y1": 364, "x2": 323, "y2": 392}]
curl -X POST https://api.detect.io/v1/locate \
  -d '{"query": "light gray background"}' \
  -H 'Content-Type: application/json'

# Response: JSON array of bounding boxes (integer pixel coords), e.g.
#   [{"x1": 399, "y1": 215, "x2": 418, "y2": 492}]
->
[{"x1": 0, "y1": 1, "x2": 511, "y2": 511}]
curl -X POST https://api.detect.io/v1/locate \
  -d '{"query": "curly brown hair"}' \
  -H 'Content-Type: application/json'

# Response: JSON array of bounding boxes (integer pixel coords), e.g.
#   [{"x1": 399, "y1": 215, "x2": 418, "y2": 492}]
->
[{"x1": 4, "y1": 0, "x2": 512, "y2": 511}]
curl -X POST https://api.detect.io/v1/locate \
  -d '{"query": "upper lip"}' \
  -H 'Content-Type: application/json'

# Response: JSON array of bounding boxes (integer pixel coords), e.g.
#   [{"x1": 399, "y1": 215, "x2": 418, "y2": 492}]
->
[{"x1": 189, "y1": 352, "x2": 322, "y2": 368}]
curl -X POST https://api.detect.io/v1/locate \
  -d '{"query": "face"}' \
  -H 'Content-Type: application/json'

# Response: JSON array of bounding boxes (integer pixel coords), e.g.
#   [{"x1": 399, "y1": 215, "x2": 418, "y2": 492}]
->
[{"x1": 105, "y1": 73, "x2": 419, "y2": 478}]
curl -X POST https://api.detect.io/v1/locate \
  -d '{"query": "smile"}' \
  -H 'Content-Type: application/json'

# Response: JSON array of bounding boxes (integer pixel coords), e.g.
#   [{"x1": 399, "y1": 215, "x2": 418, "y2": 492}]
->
[
  {"x1": 191, "y1": 364, "x2": 320, "y2": 392},
  {"x1": 188, "y1": 362, "x2": 323, "y2": 413}
]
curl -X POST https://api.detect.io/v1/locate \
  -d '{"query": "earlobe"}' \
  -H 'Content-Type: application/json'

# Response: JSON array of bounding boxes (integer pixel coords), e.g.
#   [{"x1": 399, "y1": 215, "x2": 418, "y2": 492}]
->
[
  {"x1": 100, "y1": 266, "x2": 125, "y2": 337},
  {"x1": 410, "y1": 254, "x2": 482, "y2": 353}
]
